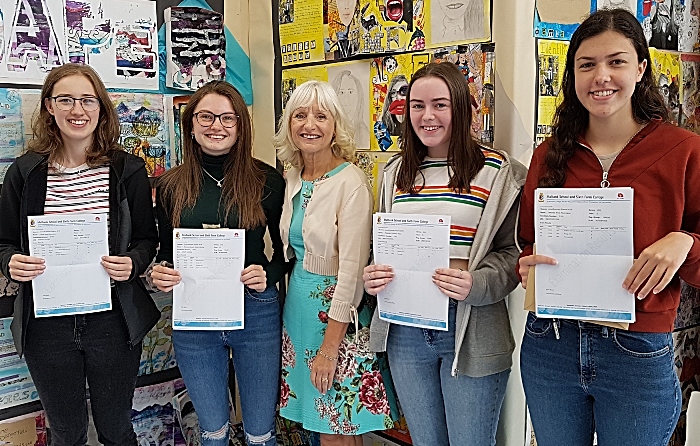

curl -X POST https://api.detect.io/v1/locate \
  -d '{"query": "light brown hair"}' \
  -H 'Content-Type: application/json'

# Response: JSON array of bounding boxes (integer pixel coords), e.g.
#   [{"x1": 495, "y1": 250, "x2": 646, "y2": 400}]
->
[
  {"x1": 28, "y1": 64, "x2": 121, "y2": 166},
  {"x1": 157, "y1": 81, "x2": 266, "y2": 229}
]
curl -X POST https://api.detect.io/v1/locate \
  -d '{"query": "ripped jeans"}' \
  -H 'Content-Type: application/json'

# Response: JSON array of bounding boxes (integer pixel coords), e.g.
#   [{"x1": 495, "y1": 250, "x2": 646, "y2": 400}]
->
[{"x1": 172, "y1": 286, "x2": 281, "y2": 446}]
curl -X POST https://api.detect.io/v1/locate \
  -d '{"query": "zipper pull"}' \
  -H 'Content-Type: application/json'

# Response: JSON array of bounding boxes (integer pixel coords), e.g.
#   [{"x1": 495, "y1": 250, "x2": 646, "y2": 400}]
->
[
  {"x1": 600, "y1": 171, "x2": 610, "y2": 188},
  {"x1": 553, "y1": 319, "x2": 561, "y2": 340}
]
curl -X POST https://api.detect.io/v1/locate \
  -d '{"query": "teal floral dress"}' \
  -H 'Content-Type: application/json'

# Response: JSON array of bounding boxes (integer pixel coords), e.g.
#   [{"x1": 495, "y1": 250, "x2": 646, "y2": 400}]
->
[{"x1": 279, "y1": 163, "x2": 395, "y2": 435}]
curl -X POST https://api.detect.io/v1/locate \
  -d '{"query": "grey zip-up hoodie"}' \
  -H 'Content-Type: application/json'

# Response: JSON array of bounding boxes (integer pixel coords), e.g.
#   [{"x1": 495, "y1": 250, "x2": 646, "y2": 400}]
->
[{"x1": 369, "y1": 149, "x2": 527, "y2": 377}]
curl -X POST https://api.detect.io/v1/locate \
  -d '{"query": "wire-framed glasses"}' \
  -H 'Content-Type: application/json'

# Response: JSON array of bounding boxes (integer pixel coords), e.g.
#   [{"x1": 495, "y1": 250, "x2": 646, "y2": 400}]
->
[
  {"x1": 194, "y1": 112, "x2": 239, "y2": 128},
  {"x1": 50, "y1": 96, "x2": 101, "y2": 111}
]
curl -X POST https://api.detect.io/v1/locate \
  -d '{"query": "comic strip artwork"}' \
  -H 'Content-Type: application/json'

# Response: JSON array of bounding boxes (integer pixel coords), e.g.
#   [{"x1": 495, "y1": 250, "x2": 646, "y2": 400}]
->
[
  {"x1": 681, "y1": 53, "x2": 700, "y2": 133},
  {"x1": 110, "y1": 93, "x2": 169, "y2": 177},
  {"x1": 431, "y1": 43, "x2": 495, "y2": 143},
  {"x1": 650, "y1": 48, "x2": 681, "y2": 125},
  {"x1": 535, "y1": 39, "x2": 568, "y2": 145},
  {"x1": 165, "y1": 7, "x2": 226, "y2": 92}
]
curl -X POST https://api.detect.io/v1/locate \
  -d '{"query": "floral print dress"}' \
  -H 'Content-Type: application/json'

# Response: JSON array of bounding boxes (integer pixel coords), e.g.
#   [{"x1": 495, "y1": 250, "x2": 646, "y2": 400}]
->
[{"x1": 280, "y1": 163, "x2": 394, "y2": 435}]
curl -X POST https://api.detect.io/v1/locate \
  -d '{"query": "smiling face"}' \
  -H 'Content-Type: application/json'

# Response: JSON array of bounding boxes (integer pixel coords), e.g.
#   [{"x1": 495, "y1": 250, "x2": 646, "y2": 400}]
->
[
  {"x1": 192, "y1": 93, "x2": 238, "y2": 156},
  {"x1": 290, "y1": 101, "x2": 336, "y2": 157},
  {"x1": 335, "y1": 0, "x2": 357, "y2": 27},
  {"x1": 409, "y1": 76, "x2": 453, "y2": 157},
  {"x1": 45, "y1": 74, "x2": 100, "y2": 152},
  {"x1": 573, "y1": 30, "x2": 646, "y2": 126},
  {"x1": 437, "y1": 0, "x2": 466, "y2": 21}
]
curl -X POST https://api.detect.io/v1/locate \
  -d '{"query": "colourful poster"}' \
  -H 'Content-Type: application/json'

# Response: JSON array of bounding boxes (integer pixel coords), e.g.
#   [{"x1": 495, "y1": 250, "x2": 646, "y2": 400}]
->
[
  {"x1": 650, "y1": 48, "x2": 681, "y2": 125},
  {"x1": 0, "y1": 88, "x2": 24, "y2": 182},
  {"x1": 139, "y1": 291, "x2": 175, "y2": 376},
  {"x1": 535, "y1": 39, "x2": 568, "y2": 145},
  {"x1": 281, "y1": 65, "x2": 328, "y2": 110},
  {"x1": 279, "y1": 0, "x2": 324, "y2": 66},
  {"x1": 110, "y1": 93, "x2": 169, "y2": 177}
]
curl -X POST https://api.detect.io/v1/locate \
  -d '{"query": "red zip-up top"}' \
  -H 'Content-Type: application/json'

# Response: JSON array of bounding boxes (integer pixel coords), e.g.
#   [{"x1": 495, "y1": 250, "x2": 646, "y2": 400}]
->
[{"x1": 519, "y1": 120, "x2": 700, "y2": 332}]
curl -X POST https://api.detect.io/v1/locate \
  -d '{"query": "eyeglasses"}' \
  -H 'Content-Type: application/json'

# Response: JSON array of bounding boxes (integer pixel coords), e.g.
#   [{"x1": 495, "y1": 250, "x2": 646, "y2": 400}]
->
[
  {"x1": 390, "y1": 85, "x2": 409, "y2": 98},
  {"x1": 50, "y1": 96, "x2": 100, "y2": 111},
  {"x1": 194, "y1": 112, "x2": 239, "y2": 128}
]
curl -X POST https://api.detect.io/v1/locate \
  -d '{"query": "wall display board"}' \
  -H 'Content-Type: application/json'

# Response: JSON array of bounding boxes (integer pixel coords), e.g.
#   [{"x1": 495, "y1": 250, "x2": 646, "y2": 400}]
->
[
  {"x1": 278, "y1": 0, "x2": 491, "y2": 67},
  {"x1": 0, "y1": 0, "x2": 158, "y2": 89},
  {"x1": 0, "y1": 318, "x2": 39, "y2": 411},
  {"x1": 534, "y1": 0, "x2": 700, "y2": 52}
]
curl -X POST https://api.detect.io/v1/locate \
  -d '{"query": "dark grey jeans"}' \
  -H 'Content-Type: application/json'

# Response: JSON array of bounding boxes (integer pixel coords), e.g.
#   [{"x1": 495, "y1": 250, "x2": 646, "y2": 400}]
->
[{"x1": 23, "y1": 308, "x2": 141, "y2": 446}]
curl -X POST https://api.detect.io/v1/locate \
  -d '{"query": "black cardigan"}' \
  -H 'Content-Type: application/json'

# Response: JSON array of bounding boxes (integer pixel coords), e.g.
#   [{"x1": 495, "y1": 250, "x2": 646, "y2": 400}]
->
[{"x1": 0, "y1": 151, "x2": 160, "y2": 356}]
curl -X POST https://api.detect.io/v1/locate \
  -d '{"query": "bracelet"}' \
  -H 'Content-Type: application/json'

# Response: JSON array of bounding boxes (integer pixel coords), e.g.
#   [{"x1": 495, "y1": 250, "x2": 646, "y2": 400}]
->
[{"x1": 317, "y1": 347, "x2": 338, "y2": 362}]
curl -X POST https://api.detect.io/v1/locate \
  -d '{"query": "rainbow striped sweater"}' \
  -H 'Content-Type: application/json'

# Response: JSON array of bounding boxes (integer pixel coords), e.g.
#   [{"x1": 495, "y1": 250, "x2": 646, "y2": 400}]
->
[{"x1": 391, "y1": 149, "x2": 504, "y2": 259}]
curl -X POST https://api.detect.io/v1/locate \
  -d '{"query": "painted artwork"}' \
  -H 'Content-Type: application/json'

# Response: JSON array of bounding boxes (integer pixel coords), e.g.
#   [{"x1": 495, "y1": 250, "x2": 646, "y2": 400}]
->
[
  {"x1": 0, "y1": 411, "x2": 47, "y2": 446},
  {"x1": 328, "y1": 60, "x2": 371, "y2": 149},
  {"x1": 429, "y1": 0, "x2": 490, "y2": 45},
  {"x1": 139, "y1": 291, "x2": 175, "y2": 376},
  {"x1": 110, "y1": 93, "x2": 169, "y2": 177},
  {"x1": 0, "y1": 88, "x2": 24, "y2": 182},
  {"x1": 676, "y1": 281, "x2": 700, "y2": 330},
  {"x1": 650, "y1": 48, "x2": 681, "y2": 125},
  {"x1": 680, "y1": 53, "x2": 700, "y2": 133},
  {"x1": 132, "y1": 380, "x2": 180, "y2": 446},
  {"x1": 0, "y1": 0, "x2": 157, "y2": 89},
  {"x1": 165, "y1": 7, "x2": 226, "y2": 92},
  {"x1": 168, "y1": 95, "x2": 190, "y2": 167}
]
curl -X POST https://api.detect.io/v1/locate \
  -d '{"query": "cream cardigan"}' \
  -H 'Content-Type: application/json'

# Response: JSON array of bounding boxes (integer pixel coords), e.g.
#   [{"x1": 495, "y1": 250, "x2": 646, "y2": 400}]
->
[{"x1": 280, "y1": 163, "x2": 373, "y2": 323}]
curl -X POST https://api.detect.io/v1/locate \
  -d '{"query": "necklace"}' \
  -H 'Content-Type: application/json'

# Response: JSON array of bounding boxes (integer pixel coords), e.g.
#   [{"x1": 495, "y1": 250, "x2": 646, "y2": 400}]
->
[
  {"x1": 599, "y1": 122, "x2": 647, "y2": 188},
  {"x1": 202, "y1": 167, "x2": 223, "y2": 188}
]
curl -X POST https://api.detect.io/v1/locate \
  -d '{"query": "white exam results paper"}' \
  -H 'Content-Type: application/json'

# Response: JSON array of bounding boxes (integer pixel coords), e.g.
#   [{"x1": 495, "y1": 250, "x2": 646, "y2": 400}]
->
[
  {"x1": 534, "y1": 187, "x2": 635, "y2": 322},
  {"x1": 28, "y1": 214, "x2": 111, "y2": 317},
  {"x1": 373, "y1": 213, "x2": 450, "y2": 330},
  {"x1": 172, "y1": 229, "x2": 245, "y2": 330}
]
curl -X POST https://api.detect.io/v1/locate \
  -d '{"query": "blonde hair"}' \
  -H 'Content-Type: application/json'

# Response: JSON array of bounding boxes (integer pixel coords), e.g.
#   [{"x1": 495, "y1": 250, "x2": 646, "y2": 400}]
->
[{"x1": 274, "y1": 80, "x2": 356, "y2": 168}]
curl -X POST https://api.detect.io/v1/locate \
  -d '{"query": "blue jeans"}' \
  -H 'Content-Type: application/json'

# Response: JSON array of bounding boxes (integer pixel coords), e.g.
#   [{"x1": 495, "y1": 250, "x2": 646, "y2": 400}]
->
[
  {"x1": 172, "y1": 286, "x2": 281, "y2": 446},
  {"x1": 23, "y1": 309, "x2": 141, "y2": 446},
  {"x1": 386, "y1": 302, "x2": 510, "y2": 446},
  {"x1": 521, "y1": 313, "x2": 681, "y2": 446}
]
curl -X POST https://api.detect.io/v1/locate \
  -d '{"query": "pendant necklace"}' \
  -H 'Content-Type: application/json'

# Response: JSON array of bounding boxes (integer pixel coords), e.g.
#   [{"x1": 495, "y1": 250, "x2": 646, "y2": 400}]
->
[{"x1": 202, "y1": 167, "x2": 223, "y2": 188}]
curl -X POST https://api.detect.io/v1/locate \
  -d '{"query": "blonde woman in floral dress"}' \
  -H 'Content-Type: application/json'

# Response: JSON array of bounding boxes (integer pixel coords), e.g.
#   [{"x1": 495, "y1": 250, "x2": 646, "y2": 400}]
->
[{"x1": 275, "y1": 80, "x2": 393, "y2": 446}]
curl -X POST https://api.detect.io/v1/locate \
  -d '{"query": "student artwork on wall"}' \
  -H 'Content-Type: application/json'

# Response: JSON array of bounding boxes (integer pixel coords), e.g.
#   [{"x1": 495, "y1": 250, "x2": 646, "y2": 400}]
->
[
  {"x1": 0, "y1": 0, "x2": 158, "y2": 89},
  {"x1": 671, "y1": 325, "x2": 700, "y2": 446},
  {"x1": 138, "y1": 291, "x2": 175, "y2": 376},
  {"x1": 328, "y1": 61, "x2": 371, "y2": 149},
  {"x1": 428, "y1": 0, "x2": 490, "y2": 46},
  {"x1": 167, "y1": 95, "x2": 190, "y2": 167},
  {"x1": 165, "y1": 6, "x2": 226, "y2": 91},
  {"x1": 535, "y1": 39, "x2": 568, "y2": 144},
  {"x1": 0, "y1": 318, "x2": 40, "y2": 411},
  {"x1": 354, "y1": 151, "x2": 394, "y2": 210},
  {"x1": 650, "y1": 48, "x2": 681, "y2": 125},
  {"x1": 0, "y1": 89, "x2": 24, "y2": 183},
  {"x1": 680, "y1": 53, "x2": 700, "y2": 133},
  {"x1": 131, "y1": 379, "x2": 187, "y2": 446},
  {"x1": 534, "y1": 0, "x2": 594, "y2": 40},
  {"x1": 110, "y1": 92, "x2": 169, "y2": 177},
  {"x1": 679, "y1": 0, "x2": 700, "y2": 52}
]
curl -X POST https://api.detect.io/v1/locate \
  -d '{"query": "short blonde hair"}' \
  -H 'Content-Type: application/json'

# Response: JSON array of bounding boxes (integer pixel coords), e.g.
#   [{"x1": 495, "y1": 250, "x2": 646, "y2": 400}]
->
[{"x1": 274, "y1": 80, "x2": 356, "y2": 168}]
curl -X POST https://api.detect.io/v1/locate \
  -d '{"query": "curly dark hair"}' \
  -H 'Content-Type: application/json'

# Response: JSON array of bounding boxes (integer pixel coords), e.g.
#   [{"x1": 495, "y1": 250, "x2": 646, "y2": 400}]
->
[
  {"x1": 395, "y1": 62, "x2": 484, "y2": 194},
  {"x1": 540, "y1": 8, "x2": 668, "y2": 188}
]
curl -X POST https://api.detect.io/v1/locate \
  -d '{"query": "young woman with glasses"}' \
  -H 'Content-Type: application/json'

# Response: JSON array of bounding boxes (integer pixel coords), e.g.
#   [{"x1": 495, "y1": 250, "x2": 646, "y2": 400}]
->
[
  {"x1": 0, "y1": 63, "x2": 160, "y2": 444},
  {"x1": 150, "y1": 81, "x2": 287, "y2": 446}
]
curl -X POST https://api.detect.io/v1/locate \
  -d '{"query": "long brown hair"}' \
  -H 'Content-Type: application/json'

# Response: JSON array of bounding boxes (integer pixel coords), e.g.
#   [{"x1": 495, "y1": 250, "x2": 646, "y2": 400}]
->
[
  {"x1": 540, "y1": 8, "x2": 668, "y2": 188},
  {"x1": 396, "y1": 62, "x2": 485, "y2": 194},
  {"x1": 157, "y1": 81, "x2": 266, "y2": 229},
  {"x1": 28, "y1": 63, "x2": 121, "y2": 166}
]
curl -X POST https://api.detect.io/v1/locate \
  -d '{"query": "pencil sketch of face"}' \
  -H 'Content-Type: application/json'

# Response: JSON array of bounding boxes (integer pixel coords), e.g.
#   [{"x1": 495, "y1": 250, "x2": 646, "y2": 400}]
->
[
  {"x1": 432, "y1": 0, "x2": 484, "y2": 43},
  {"x1": 331, "y1": 69, "x2": 369, "y2": 147},
  {"x1": 598, "y1": 0, "x2": 635, "y2": 12},
  {"x1": 335, "y1": 0, "x2": 357, "y2": 27}
]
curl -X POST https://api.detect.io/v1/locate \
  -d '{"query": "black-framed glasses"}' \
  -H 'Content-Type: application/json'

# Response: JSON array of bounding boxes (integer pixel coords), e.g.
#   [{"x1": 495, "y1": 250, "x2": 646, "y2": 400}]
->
[
  {"x1": 194, "y1": 112, "x2": 239, "y2": 128},
  {"x1": 390, "y1": 85, "x2": 409, "y2": 98},
  {"x1": 50, "y1": 96, "x2": 100, "y2": 111}
]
